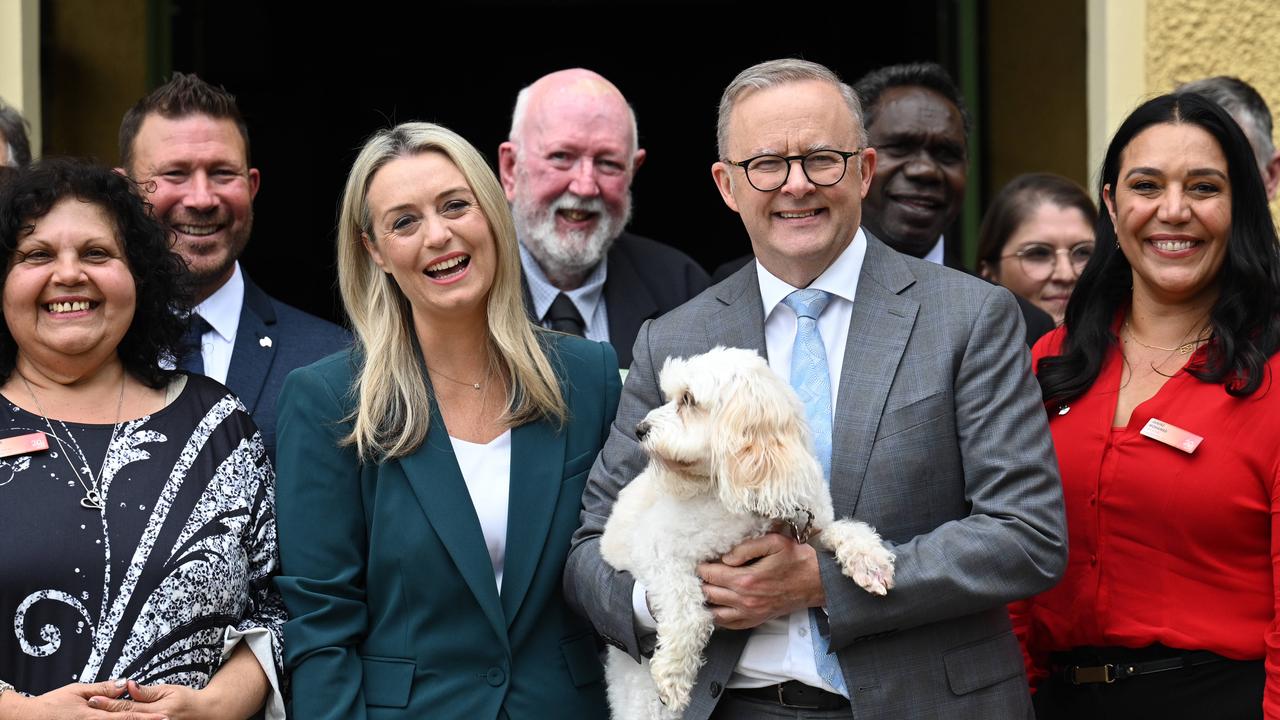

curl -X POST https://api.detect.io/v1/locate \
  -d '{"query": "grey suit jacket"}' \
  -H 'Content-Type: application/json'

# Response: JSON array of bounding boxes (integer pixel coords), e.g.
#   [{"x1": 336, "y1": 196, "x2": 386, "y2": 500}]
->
[{"x1": 564, "y1": 232, "x2": 1067, "y2": 719}]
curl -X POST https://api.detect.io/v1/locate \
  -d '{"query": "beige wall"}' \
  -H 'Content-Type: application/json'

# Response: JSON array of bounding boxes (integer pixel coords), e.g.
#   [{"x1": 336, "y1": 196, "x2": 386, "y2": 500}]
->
[
  {"x1": 0, "y1": 0, "x2": 41, "y2": 158},
  {"x1": 1087, "y1": 0, "x2": 1280, "y2": 218}
]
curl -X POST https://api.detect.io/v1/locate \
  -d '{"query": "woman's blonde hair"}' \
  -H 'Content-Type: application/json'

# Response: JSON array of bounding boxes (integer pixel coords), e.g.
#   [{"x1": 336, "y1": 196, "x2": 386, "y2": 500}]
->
[{"x1": 337, "y1": 122, "x2": 565, "y2": 460}]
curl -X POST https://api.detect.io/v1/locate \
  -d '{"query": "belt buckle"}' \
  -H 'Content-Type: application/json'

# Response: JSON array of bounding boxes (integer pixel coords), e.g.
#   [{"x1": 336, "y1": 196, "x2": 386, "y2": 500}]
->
[
  {"x1": 1070, "y1": 663, "x2": 1116, "y2": 685},
  {"x1": 775, "y1": 683, "x2": 821, "y2": 710}
]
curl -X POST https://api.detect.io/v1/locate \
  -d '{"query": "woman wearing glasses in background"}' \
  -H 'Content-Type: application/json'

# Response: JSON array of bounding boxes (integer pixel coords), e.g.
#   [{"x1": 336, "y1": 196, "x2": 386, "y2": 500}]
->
[{"x1": 977, "y1": 173, "x2": 1097, "y2": 326}]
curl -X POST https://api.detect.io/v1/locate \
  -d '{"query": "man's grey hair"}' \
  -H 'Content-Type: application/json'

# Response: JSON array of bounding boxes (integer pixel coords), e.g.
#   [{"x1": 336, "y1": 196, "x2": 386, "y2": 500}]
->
[
  {"x1": 715, "y1": 58, "x2": 866, "y2": 160},
  {"x1": 0, "y1": 99, "x2": 32, "y2": 168},
  {"x1": 1177, "y1": 75, "x2": 1275, "y2": 172},
  {"x1": 507, "y1": 81, "x2": 641, "y2": 157}
]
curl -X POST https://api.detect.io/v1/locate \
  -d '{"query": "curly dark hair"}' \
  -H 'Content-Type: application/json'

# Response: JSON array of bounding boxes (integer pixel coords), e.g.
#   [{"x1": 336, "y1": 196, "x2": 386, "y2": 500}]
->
[
  {"x1": 0, "y1": 157, "x2": 192, "y2": 388},
  {"x1": 1038, "y1": 92, "x2": 1280, "y2": 407}
]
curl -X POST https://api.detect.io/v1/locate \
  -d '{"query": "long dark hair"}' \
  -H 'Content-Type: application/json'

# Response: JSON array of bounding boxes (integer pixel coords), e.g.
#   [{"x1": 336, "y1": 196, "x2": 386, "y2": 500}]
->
[
  {"x1": 0, "y1": 158, "x2": 192, "y2": 388},
  {"x1": 1038, "y1": 92, "x2": 1280, "y2": 407}
]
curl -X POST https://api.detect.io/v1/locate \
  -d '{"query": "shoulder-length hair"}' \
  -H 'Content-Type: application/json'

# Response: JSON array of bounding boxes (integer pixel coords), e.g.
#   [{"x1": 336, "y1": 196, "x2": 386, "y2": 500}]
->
[
  {"x1": 976, "y1": 172, "x2": 1096, "y2": 276},
  {"x1": 0, "y1": 157, "x2": 190, "y2": 388},
  {"x1": 1038, "y1": 92, "x2": 1280, "y2": 407},
  {"x1": 337, "y1": 122, "x2": 566, "y2": 461}
]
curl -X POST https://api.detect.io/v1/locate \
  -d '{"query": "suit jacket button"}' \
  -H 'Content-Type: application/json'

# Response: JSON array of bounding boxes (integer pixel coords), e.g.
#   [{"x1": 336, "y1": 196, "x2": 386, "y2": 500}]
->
[
  {"x1": 486, "y1": 667, "x2": 506, "y2": 686},
  {"x1": 710, "y1": 681, "x2": 722, "y2": 697}
]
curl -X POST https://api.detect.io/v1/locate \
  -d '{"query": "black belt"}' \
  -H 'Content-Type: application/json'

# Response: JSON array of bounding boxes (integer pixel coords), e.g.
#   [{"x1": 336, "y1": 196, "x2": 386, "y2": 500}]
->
[
  {"x1": 730, "y1": 680, "x2": 850, "y2": 710},
  {"x1": 1058, "y1": 650, "x2": 1227, "y2": 685}
]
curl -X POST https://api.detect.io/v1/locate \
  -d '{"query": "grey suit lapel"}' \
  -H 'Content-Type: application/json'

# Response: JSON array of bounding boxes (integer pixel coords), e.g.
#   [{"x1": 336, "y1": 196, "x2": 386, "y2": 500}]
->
[
  {"x1": 830, "y1": 234, "x2": 918, "y2": 515},
  {"x1": 225, "y1": 277, "x2": 278, "y2": 415},
  {"x1": 706, "y1": 263, "x2": 767, "y2": 356}
]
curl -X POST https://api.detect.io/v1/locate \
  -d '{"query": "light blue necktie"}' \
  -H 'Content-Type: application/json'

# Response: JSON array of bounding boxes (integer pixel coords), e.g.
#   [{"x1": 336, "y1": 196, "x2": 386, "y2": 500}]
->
[{"x1": 781, "y1": 288, "x2": 848, "y2": 696}]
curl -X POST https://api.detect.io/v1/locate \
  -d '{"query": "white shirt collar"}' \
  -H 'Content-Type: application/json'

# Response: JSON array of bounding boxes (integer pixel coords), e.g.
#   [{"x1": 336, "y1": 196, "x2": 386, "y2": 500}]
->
[
  {"x1": 922, "y1": 235, "x2": 946, "y2": 266},
  {"x1": 757, "y1": 228, "x2": 866, "y2": 320},
  {"x1": 193, "y1": 262, "x2": 245, "y2": 342}
]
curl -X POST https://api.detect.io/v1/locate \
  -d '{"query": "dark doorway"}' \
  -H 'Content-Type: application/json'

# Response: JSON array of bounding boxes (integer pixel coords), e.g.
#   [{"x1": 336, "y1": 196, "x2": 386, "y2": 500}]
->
[{"x1": 165, "y1": 0, "x2": 949, "y2": 323}]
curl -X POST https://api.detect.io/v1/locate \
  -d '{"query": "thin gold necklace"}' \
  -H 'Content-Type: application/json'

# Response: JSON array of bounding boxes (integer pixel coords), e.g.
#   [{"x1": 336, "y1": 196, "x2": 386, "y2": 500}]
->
[
  {"x1": 1123, "y1": 320, "x2": 1208, "y2": 355},
  {"x1": 19, "y1": 375, "x2": 125, "y2": 510},
  {"x1": 426, "y1": 364, "x2": 486, "y2": 391}
]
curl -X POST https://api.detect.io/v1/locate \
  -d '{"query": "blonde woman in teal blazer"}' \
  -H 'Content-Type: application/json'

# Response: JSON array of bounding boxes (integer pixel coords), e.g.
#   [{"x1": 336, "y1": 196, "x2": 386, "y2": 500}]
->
[{"x1": 274, "y1": 122, "x2": 618, "y2": 719}]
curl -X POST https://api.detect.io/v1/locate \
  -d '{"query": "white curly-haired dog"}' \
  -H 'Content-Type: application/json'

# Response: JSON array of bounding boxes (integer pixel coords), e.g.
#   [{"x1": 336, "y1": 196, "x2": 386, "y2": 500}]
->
[{"x1": 599, "y1": 346, "x2": 895, "y2": 720}]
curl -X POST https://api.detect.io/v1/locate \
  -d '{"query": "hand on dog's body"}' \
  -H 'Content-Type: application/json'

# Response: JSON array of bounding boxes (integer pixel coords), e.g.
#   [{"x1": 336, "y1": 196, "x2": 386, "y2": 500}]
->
[
  {"x1": 698, "y1": 531, "x2": 825, "y2": 630},
  {"x1": 597, "y1": 348, "x2": 894, "y2": 719}
]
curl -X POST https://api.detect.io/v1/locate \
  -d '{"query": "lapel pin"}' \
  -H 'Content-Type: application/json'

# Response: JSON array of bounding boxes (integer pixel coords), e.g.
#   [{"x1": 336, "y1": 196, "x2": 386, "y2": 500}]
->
[
  {"x1": 260, "y1": 336, "x2": 273, "y2": 348},
  {"x1": 1057, "y1": 405, "x2": 1070, "y2": 416}
]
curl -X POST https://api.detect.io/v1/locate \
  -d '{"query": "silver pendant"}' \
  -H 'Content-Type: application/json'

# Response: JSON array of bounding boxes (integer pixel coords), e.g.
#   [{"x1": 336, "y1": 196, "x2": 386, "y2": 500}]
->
[{"x1": 80, "y1": 489, "x2": 104, "y2": 510}]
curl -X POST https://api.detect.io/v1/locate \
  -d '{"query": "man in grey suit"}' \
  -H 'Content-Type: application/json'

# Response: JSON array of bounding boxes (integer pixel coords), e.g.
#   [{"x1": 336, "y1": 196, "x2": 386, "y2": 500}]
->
[
  {"x1": 119, "y1": 73, "x2": 349, "y2": 459},
  {"x1": 565, "y1": 58, "x2": 1067, "y2": 719}
]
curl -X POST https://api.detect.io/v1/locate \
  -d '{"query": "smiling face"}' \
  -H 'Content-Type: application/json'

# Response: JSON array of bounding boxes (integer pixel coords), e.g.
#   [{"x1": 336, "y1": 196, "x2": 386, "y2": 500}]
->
[
  {"x1": 499, "y1": 71, "x2": 645, "y2": 288},
  {"x1": 862, "y1": 86, "x2": 967, "y2": 257},
  {"x1": 711, "y1": 80, "x2": 875, "y2": 287},
  {"x1": 4, "y1": 199, "x2": 137, "y2": 375},
  {"x1": 126, "y1": 113, "x2": 260, "y2": 301},
  {"x1": 987, "y1": 201, "x2": 1095, "y2": 325},
  {"x1": 1104, "y1": 122, "x2": 1232, "y2": 307},
  {"x1": 362, "y1": 151, "x2": 496, "y2": 327}
]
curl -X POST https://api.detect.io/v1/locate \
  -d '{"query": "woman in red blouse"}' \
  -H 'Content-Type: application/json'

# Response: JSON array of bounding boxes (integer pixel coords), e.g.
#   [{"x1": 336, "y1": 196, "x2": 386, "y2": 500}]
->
[{"x1": 1012, "y1": 92, "x2": 1280, "y2": 719}]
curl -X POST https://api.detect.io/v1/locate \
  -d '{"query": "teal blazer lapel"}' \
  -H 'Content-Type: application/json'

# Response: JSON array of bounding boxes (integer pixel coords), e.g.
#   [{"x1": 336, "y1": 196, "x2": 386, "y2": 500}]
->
[
  {"x1": 499, "y1": 418, "x2": 567, "y2": 627},
  {"x1": 398, "y1": 405, "x2": 507, "y2": 645},
  {"x1": 831, "y1": 234, "x2": 918, "y2": 515}
]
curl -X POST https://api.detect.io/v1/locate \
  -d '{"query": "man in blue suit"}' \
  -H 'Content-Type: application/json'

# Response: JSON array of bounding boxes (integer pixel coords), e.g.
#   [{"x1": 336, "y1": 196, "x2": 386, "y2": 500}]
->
[{"x1": 119, "y1": 73, "x2": 348, "y2": 459}]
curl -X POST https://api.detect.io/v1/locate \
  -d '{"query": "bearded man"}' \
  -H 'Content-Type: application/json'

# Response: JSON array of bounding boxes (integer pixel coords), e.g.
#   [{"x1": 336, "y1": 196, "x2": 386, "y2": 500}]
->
[
  {"x1": 499, "y1": 68, "x2": 709, "y2": 368},
  {"x1": 118, "y1": 72, "x2": 349, "y2": 459}
]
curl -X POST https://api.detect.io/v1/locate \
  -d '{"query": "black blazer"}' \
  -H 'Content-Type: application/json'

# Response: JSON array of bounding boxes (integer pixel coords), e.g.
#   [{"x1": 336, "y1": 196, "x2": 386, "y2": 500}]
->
[{"x1": 522, "y1": 232, "x2": 710, "y2": 368}]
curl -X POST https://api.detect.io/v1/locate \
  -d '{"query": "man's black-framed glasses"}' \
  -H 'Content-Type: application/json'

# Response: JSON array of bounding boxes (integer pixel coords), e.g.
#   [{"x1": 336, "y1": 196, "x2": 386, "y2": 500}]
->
[{"x1": 726, "y1": 149, "x2": 862, "y2": 192}]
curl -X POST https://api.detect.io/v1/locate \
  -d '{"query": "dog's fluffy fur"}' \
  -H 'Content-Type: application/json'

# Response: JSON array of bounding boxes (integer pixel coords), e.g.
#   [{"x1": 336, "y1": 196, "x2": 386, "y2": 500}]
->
[{"x1": 599, "y1": 347, "x2": 895, "y2": 719}]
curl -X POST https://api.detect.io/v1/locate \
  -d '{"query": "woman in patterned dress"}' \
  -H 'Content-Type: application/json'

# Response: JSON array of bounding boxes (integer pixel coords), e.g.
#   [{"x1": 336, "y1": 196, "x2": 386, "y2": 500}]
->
[{"x1": 0, "y1": 159, "x2": 285, "y2": 719}]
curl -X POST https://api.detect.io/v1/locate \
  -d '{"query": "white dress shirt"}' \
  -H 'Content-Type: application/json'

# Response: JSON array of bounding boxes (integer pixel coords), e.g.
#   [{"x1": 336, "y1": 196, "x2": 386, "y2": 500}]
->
[
  {"x1": 191, "y1": 262, "x2": 245, "y2": 385},
  {"x1": 630, "y1": 229, "x2": 867, "y2": 694},
  {"x1": 450, "y1": 430, "x2": 512, "y2": 590},
  {"x1": 923, "y1": 235, "x2": 946, "y2": 266}
]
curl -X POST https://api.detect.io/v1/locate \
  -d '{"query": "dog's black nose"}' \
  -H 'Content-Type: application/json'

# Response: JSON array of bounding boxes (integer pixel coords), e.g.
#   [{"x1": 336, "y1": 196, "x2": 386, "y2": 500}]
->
[{"x1": 635, "y1": 420, "x2": 650, "y2": 441}]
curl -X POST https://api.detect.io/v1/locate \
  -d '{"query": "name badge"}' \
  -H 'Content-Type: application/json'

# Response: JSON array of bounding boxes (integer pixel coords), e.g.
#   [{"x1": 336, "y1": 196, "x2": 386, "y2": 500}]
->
[
  {"x1": 1139, "y1": 418, "x2": 1203, "y2": 454},
  {"x1": 0, "y1": 431, "x2": 48, "y2": 458}
]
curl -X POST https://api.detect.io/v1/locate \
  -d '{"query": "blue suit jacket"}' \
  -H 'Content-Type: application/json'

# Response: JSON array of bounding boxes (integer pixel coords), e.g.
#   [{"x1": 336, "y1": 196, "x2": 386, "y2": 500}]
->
[
  {"x1": 225, "y1": 276, "x2": 350, "y2": 460},
  {"x1": 275, "y1": 334, "x2": 619, "y2": 719}
]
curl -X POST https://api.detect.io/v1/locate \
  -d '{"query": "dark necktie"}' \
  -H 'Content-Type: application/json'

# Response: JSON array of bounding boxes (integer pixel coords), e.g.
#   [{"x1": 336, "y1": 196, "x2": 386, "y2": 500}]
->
[
  {"x1": 178, "y1": 314, "x2": 212, "y2": 375},
  {"x1": 545, "y1": 293, "x2": 585, "y2": 336}
]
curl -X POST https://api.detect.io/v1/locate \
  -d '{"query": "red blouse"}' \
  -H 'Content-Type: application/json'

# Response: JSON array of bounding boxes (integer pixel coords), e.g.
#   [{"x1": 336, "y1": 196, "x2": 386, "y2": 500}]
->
[{"x1": 1010, "y1": 326, "x2": 1280, "y2": 717}]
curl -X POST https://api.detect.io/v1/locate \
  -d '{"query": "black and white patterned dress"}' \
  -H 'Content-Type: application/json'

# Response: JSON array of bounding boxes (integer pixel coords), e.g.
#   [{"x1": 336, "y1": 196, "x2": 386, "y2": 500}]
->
[{"x1": 0, "y1": 374, "x2": 285, "y2": 707}]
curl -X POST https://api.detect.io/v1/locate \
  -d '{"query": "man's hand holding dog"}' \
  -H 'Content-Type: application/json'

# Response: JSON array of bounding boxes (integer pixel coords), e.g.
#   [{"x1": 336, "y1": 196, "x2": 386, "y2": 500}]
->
[{"x1": 697, "y1": 532, "x2": 824, "y2": 629}]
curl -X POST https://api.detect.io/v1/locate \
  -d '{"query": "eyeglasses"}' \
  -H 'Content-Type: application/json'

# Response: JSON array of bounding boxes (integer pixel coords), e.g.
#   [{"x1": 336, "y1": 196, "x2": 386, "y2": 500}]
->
[
  {"x1": 1001, "y1": 243, "x2": 1094, "y2": 280},
  {"x1": 724, "y1": 149, "x2": 862, "y2": 192}
]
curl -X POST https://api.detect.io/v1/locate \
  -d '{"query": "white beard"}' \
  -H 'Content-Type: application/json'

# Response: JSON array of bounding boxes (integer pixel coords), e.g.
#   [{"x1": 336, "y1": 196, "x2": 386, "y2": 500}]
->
[{"x1": 512, "y1": 189, "x2": 631, "y2": 285}]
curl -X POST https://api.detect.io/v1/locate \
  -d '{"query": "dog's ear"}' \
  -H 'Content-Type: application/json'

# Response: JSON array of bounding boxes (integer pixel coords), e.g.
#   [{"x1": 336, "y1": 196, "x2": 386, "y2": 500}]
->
[
  {"x1": 710, "y1": 362, "x2": 822, "y2": 517},
  {"x1": 658, "y1": 355, "x2": 688, "y2": 401}
]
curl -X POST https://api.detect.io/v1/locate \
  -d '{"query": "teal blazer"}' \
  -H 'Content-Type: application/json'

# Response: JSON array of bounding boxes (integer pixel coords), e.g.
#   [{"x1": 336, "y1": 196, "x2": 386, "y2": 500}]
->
[{"x1": 275, "y1": 334, "x2": 619, "y2": 719}]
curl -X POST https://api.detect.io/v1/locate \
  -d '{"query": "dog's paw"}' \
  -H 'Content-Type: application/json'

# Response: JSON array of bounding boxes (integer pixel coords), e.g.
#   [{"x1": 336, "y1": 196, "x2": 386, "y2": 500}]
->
[
  {"x1": 841, "y1": 541, "x2": 896, "y2": 596},
  {"x1": 648, "y1": 695, "x2": 680, "y2": 720},
  {"x1": 651, "y1": 659, "x2": 694, "y2": 714}
]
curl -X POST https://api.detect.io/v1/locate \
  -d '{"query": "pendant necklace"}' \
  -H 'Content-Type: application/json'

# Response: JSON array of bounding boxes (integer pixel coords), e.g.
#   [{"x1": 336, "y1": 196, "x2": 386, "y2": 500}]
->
[
  {"x1": 19, "y1": 374, "x2": 125, "y2": 510},
  {"x1": 1123, "y1": 320, "x2": 1208, "y2": 355}
]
